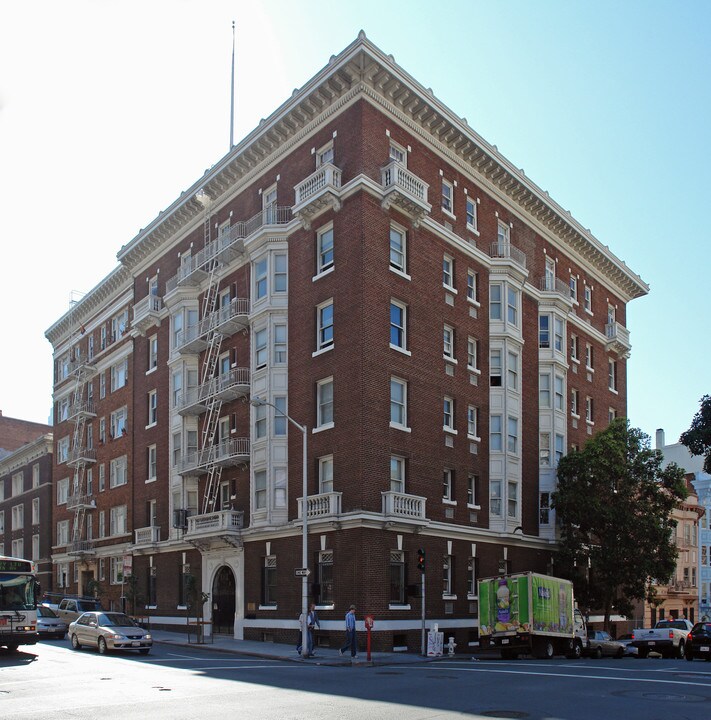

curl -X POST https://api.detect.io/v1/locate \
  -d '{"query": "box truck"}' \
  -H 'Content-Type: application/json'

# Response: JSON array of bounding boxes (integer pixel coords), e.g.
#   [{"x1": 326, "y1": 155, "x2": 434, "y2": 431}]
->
[{"x1": 478, "y1": 572, "x2": 587, "y2": 659}]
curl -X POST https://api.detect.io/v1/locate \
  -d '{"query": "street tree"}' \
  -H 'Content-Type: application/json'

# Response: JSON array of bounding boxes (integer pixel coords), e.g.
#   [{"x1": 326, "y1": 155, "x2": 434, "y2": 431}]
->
[
  {"x1": 680, "y1": 394, "x2": 711, "y2": 474},
  {"x1": 552, "y1": 418, "x2": 687, "y2": 630}
]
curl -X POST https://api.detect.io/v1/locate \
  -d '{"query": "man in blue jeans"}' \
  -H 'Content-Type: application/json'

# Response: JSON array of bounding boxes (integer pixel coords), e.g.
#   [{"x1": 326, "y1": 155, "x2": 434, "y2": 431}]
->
[{"x1": 339, "y1": 605, "x2": 357, "y2": 658}]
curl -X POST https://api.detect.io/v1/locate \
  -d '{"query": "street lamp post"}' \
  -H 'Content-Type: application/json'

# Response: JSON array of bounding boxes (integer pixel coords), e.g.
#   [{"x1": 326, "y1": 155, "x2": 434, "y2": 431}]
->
[{"x1": 251, "y1": 396, "x2": 309, "y2": 658}]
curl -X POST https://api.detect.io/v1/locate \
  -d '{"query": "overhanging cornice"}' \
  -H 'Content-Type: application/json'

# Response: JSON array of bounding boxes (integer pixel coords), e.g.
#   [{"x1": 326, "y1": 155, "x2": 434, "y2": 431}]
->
[{"x1": 109, "y1": 31, "x2": 645, "y2": 303}]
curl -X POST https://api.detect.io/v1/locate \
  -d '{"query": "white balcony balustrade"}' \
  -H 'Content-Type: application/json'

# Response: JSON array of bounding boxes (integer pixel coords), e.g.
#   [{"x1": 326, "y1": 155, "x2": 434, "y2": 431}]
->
[
  {"x1": 134, "y1": 526, "x2": 161, "y2": 546},
  {"x1": 381, "y1": 161, "x2": 431, "y2": 225},
  {"x1": 132, "y1": 295, "x2": 163, "y2": 334},
  {"x1": 382, "y1": 491, "x2": 427, "y2": 521},
  {"x1": 293, "y1": 163, "x2": 343, "y2": 228},
  {"x1": 297, "y1": 492, "x2": 342, "y2": 520}
]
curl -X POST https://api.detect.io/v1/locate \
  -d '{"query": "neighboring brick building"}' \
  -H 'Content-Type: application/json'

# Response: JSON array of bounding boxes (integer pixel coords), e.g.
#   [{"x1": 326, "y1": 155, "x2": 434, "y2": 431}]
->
[
  {"x1": 44, "y1": 33, "x2": 647, "y2": 651},
  {"x1": 0, "y1": 431, "x2": 54, "y2": 588},
  {"x1": 0, "y1": 411, "x2": 51, "y2": 460}
]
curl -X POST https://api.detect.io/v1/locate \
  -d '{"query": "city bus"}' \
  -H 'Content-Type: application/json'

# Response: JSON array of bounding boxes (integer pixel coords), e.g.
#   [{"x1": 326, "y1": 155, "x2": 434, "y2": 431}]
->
[{"x1": 0, "y1": 556, "x2": 39, "y2": 652}]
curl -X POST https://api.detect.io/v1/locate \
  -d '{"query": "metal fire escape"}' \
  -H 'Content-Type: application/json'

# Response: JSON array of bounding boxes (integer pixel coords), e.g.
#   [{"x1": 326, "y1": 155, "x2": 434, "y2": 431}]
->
[
  {"x1": 196, "y1": 200, "x2": 225, "y2": 515},
  {"x1": 67, "y1": 331, "x2": 97, "y2": 556}
]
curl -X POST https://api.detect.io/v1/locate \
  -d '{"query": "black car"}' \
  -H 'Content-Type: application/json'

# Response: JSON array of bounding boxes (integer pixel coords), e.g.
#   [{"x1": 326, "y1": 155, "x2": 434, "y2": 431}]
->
[{"x1": 684, "y1": 622, "x2": 711, "y2": 662}]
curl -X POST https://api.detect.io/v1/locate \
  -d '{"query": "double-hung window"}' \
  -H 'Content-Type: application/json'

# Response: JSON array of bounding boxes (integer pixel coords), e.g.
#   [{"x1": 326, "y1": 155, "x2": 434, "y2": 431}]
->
[
  {"x1": 466, "y1": 196, "x2": 477, "y2": 231},
  {"x1": 443, "y1": 325, "x2": 455, "y2": 360},
  {"x1": 390, "y1": 301, "x2": 407, "y2": 350},
  {"x1": 317, "y1": 225, "x2": 334, "y2": 275},
  {"x1": 507, "y1": 287, "x2": 518, "y2": 326},
  {"x1": 490, "y1": 350, "x2": 502, "y2": 387},
  {"x1": 273, "y1": 324, "x2": 287, "y2": 364},
  {"x1": 390, "y1": 378, "x2": 408, "y2": 429},
  {"x1": 467, "y1": 337, "x2": 478, "y2": 371},
  {"x1": 390, "y1": 456, "x2": 405, "y2": 493},
  {"x1": 316, "y1": 378, "x2": 334, "y2": 429},
  {"x1": 110, "y1": 407, "x2": 127, "y2": 438},
  {"x1": 507, "y1": 416, "x2": 518, "y2": 453},
  {"x1": 255, "y1": 258, "x2": 268, "y2": 300},
  {"x1": 442, "y1": 179, "x2": 454, "y2": 215},
  {"x1": 316, "y1": 300, "x2": 334, "y2": 352},
  {"x1": 584, "y1": 285, "x2": 593, "y2": 313},
  {"x1": 490, "y1": 285, "x2": 502, "y2": 320},
  {"x1": 507, "y1": 351, "x2": 518, "y2": 390},
  {"x1": 490, "y1": 480, "x2": 502, "y2": 516},
  {"x1": 443, "y1": 255, "x2": 454, "y2": 290},
  {"x1": 539, "y1": 315, "x2": 550, "y2": 348},
  {"x1": 110, "y1": 455, "x2": 128, "y2": 488},
  {"x1": 554, "y1": 375, "x2": 564, "y2": 411},
  {"x1": 255, "y1": 328, "x2": 268, "y2": 369},
  {"x1": 273, "y1": 253, "x2": 287, "y2": 292},
  {"x1": 467, "y1": 406, "x2": 479, "y2": 439},
  {"x1": 319, "y1": 456, "x2": 334, "y2": 493},
  {"x1": 467, "y1": 270, "x2": 478, "y2": 303},
  {"x1": 443, "y1": 469, "x2": 453, "y2": 501},
  {"x1": 608, "y1": 360, "x2": 617, "y2": 391},
  {"x1": 389, "y1": 226, "x2": 406, "y2": 273},
  {"x1": 443, "y1": 396, "x2": 455, "y2": 433},
  {"x1": 147, "y1": 390, "x2": 158, "y2": 426}
]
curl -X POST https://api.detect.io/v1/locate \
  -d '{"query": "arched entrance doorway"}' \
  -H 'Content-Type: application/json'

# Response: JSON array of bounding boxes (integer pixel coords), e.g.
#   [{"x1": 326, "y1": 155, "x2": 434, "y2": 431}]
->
[{"x1": 211, "y1": 566, "x2": 236, "y2": 635}]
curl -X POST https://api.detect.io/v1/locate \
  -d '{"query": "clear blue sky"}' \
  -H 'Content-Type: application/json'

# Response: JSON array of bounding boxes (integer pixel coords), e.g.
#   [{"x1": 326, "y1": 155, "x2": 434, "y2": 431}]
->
[{"x1": 0, "y1": 0, "x2": 708, "y2": 446}]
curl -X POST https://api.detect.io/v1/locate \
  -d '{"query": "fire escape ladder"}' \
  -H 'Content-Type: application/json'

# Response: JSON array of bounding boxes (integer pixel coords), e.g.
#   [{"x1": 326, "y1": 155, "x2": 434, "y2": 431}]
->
[
  {"x1": 70, "y1": 366, "x2": 88, "y2": 548},
  {"x1": 198, "y1": 210, "x2": 225, "y2": 515}
]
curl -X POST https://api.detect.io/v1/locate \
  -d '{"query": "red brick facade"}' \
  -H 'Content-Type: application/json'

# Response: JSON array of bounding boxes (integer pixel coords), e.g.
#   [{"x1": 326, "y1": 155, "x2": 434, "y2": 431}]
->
[{"x1": 45, "y1": 35, "x2": 646, "y2": 651}]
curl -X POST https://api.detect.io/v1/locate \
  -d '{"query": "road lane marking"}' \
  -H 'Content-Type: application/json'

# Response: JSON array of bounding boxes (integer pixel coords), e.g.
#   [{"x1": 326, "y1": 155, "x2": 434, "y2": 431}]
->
[{"x1": 408, "y1": 664, "x2": 711, "y2": 688}]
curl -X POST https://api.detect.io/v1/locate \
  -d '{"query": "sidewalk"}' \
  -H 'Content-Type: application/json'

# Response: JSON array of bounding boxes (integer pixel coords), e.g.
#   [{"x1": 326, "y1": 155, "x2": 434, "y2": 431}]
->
[{"x1": 151, "y1": 629, "x2": 455, "y2": 666}]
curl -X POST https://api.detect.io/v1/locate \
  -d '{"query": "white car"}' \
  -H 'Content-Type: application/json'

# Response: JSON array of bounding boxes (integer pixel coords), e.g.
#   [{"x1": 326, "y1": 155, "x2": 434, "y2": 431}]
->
[
  {"x1": 69, "y1": 611, "x2": 152, "y2": 654},
  {"x1": 37, "y1": 605, "x2": 68, "y2": 639}
]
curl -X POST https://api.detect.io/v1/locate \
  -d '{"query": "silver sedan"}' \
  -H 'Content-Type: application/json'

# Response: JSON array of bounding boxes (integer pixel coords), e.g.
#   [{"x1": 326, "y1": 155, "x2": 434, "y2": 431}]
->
[{"x1": 69, "y1": 611, "x2": 152, "y2": 655}]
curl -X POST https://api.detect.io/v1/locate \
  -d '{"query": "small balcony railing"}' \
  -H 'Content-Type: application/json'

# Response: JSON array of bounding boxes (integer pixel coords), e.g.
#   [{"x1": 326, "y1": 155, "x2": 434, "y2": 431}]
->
[
  {"x1": 605, "y1": 321, "x2": 631, "y2": 358},
  {"x1": 68, "y1": 400, "x2": 97, "y2": 421},
  {"x1": 67, "y1": 540, "x2": 96, "y2": 556},
  {"x1": 134, "y1": 526, "x2": 161, "y2": 545},
  {"x1": 66, "y1": 493, "x2": 96, "y2": 511},
  {"x1": 174, "y1": 318, "x2": 211, "y2": 355},
  {"x1": 380, "y1": 161, "x2": 430, "y2": 225},
  {"x1": 186, "y1": 510, "x2": 244, "y2": 536},
  {"x1": 212, "y1": 368, "x2": 250, "y2": 402},
  {"x1": 539, "y1": 276, "x2": 570, "y2": 298},
  {"x1": 212, "y1": 298, "x2": 250, "y2": 336},
  {"x1": 293, "y1": 163, "x2": 343, "y2": 227},
  {"x1": 67, "y1": 358, "x2": 97, "y2": 379},
  {"x1": 178, "y1": 438, "x2": 250, "y2": 475},
  {"x1": 175, "y1": 386, "x2": 211, "y2": 416},
  {"x1": 382, "y1": 491, "x2": 427, "y2": 521},
  {"x1": 489, "y1": 241, "x2": 527, "y2": 270},
  {"x1": 297, "y1": 492, "x2": 342, "y2": 520},
  {"x1": 67, "y1": 446, "x2": 97, "y2": 466},
  {"x1": 132, "y1": 295, "x2": 163, "y2": 333}
]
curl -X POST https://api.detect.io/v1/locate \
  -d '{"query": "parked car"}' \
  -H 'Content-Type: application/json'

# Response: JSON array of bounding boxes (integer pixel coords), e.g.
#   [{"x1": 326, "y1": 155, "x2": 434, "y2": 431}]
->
[
  {"x1": 69, "y1": 612, "x2": 152, "y2": 655},
  {"x1": 587, "y1": 630, "x2": 625, "y2": 658},
  {"x1": 616, "y1": 633, "x2": 638, "y2": 657},
  {"x1": 36, "y1": 605, "x2": 68, "y2": 639},
  {"x1": 632, "y1": 618, "x2": 693, "y2": 658},
  {"x1": 57, "y1": 597, "x2": 103, "y2": 624},
  {"x1": 684, "y1": 622, "x2": 711, "y2": 662}
]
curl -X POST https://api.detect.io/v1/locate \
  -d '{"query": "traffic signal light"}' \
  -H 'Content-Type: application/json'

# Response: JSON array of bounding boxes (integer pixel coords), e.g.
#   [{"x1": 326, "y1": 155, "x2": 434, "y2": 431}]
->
[{"x1": 417, "y1": 548, "x2": 426, "y2": 572}]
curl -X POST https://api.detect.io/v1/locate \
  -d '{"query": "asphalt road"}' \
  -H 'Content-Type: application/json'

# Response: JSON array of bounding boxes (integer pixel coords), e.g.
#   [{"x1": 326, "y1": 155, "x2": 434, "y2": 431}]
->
[{"x1": 1, "y1": 638, "x2": 710, "y2": 720}]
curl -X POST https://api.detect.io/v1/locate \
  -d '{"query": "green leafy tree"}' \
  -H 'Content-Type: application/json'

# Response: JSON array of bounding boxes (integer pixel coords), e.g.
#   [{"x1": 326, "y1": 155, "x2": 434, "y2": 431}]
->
[
  {"x1": 552, "y1": 419, "x2": 687, "y2": 630},
  {"x1": 680, "y1": 394, "x2": 711, "y2": 474}
]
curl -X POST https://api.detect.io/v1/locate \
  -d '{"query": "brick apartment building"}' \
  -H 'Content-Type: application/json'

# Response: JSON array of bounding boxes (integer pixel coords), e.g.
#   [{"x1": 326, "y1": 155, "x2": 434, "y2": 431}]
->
[
  {"x1": 44, "y1": 33, "x2": 647, "y2": 651},
  {"x1": 0, "y1": 412, "x2": 53, "y2": 587}
]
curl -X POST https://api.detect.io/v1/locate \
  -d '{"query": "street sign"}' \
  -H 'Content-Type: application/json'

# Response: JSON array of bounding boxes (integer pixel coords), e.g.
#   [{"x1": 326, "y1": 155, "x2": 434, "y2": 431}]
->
[{"x1": 294, "y1": 568, "x2": 311, "y2": 577}]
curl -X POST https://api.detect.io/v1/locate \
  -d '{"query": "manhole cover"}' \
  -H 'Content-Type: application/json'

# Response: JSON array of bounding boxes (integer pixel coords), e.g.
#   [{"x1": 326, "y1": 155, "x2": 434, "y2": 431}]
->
[{"x1": 481, "y1": 712, "x2": 529, "y2": 719}]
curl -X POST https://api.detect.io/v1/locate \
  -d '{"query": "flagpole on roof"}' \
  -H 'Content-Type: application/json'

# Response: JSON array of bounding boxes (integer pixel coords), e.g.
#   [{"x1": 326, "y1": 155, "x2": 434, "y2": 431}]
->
[{"x1": 230, "y1": 20, "x2": 236, "y2": 150}]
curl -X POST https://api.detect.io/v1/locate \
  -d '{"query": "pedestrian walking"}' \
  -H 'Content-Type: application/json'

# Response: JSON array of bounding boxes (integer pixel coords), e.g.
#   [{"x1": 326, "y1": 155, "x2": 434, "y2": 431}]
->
[
  {"x1": 306, "y1": 603, "x2": 320, "y2": 656},
  {"x1": 339, "y1": 604, "x2": 358, "y2": 658}
]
